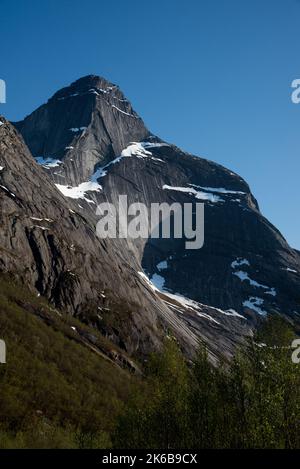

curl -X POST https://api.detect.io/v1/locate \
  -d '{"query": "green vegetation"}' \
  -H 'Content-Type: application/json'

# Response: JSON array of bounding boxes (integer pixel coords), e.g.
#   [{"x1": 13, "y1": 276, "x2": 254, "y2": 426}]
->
[
  {"x1": 0, "y1": 275, "x2": 133, "y2": 448},
  {"x1": 0, "y1": 273, "x2": 299, "y2": 449},
  {"x1": 114, "y1": 317, "x2": 300, "y2": 449}
]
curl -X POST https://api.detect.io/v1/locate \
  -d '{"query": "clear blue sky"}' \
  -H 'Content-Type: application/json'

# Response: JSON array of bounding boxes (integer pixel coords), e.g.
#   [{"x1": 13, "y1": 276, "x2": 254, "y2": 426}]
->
[{"x1": 1, "y1": 0, "x2": 299, "y2": 248}]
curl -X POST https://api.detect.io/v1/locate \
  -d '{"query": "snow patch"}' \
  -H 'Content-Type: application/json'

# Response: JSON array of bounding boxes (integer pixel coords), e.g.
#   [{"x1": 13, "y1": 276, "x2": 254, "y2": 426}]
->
[
  {"x1": 89, "y1": 142, "x2": 166, "y2": 182},
  {"x1": 55, "y1": 182, "x2": 101, "y2": 201},
  {"x1": 121, "y1": 142, "x2": 165, "y2": 162},
  {"x1": 137, "y1": 271, "x2": 244, "y2": 324},
  {"x1": 162, "y1": 292, "x2": 220, "y2": 324},
  {"x1": 121, "y1": 142, "x2": 152, "y2": 158},
  {"x1": 138, "y1": 271, "x2": 158, "y2": 291},
  {"x1": 231, "y1": 258, "x2": 250, "y2": 269},
  {"x1": 31, "y1": 225, "x2": 49, "y2": 231},
  {"x1": 205, "y1": 305, "x2": 245, "y2": 319},
  {"x1": 265, "y1": 288, "x2": 277, "y2": 297},
  {"x1": 111, "y1": 105, "x2": 136, "y2": 118},
  {"x1": 233, "y1": 270, "x2": 277, "y2": 296},
  {"x1": 243, "y1": 297, "x2": 267, "y2": 316},
  {"x1": 225, "y1": 308, "x2": 246, "y2": 319},
  {"x1": 69, "y1": 127, "x2": 87, "y2": 132},
  {"x1": 142, "y1": 142, "x2": 170, "y2": 150},
  {"x1": 150, "y1": 273, "x2": 166, "y2": 290},
  {"x1": 195, "y1": 311, "x2": 221, "y2": 324},
  {"x1": 30, "y1": 217, "x2": 53, "y2": 222},
  {"x1": 35, "y1": 157, "x2": 62, "y2": 169},
  {"x1": 162, "y1": 185, "x2": 224, "y2": 203},
  {"x1": 157, "y1": 260, "x2": 168, "y2": 271},
  {"x1": 190, "y1": 184, "x2": 246, "y2": 195},
  {"x1": 0, "y1": 185, "x2": 16, "y2": 197},
  {"x1": 55, "y1": 166, "x2": 102, "y2": 202}
]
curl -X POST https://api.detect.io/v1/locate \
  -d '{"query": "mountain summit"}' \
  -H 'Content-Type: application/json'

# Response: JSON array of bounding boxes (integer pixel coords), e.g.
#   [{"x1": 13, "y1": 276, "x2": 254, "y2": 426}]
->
[
  {"x1": 1, "y1": 76, "x2": 299, "y2": 362},
  {"x1": 15, "y1": 75, "x2": 150, "y2": 185}
]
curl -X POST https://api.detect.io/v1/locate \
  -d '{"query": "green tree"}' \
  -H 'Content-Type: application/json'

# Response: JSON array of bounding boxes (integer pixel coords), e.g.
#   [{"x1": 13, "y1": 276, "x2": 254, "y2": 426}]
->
[{"x1": 114, "y1": 339, "x2": 190, "y2": 448}]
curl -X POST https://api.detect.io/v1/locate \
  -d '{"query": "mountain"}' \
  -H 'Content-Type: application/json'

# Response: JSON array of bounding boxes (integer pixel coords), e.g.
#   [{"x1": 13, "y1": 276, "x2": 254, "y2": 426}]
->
[
  {"x1": 14, "y1": 76, "x2": 150, "y2": 185},
  {"x1": 1, "y1": 75, "x2": 299, "y2": 364},
  {"x1": 0, "y1": 116, "x2": 166, "y2": 361}
]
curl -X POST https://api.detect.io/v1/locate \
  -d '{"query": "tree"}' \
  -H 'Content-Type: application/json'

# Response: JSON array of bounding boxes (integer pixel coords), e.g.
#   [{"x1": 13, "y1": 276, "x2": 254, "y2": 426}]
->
[{"x1": 114, "y1": 338, "x2": 190, "y2": 448}]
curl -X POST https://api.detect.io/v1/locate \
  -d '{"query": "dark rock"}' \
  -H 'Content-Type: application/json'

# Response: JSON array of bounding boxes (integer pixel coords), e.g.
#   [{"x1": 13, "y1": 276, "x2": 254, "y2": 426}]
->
[{"x1": 0, "y1": 74, "x2": 298, "y2": 363}]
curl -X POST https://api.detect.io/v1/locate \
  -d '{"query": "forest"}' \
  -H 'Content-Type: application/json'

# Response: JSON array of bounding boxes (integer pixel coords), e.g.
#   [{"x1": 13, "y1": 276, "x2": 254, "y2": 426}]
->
[{"x1": 0, "y1": 275, "x2": 299, "y2": 450}]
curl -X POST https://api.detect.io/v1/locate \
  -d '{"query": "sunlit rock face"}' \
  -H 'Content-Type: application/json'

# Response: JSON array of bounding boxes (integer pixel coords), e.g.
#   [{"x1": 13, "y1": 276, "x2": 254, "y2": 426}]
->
[{"x1": 0, "y1": 75, "x2": 298, "y2": 363}]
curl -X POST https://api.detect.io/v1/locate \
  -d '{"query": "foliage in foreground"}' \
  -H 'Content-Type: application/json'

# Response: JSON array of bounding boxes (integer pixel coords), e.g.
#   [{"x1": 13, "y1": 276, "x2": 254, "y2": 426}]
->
[
  {"x1": 114, "y1": 317, "x2": 300, "y2": 449},
  {"x1": 0, "y1": 272, "x2": 299, "y2": 449},
  {"x1": 0, "y1": 276, "x2": 132, "y2": 448}
]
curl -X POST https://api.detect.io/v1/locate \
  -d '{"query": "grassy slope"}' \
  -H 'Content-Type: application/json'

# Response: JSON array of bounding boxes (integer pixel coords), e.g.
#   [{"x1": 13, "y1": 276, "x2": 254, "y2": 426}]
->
[{"x1": 0, "y1": 274, "x2": 135, "y2": 448}]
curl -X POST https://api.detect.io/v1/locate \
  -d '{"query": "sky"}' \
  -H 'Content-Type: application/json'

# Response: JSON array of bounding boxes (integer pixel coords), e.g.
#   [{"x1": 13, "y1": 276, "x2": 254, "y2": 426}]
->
[{"x1": 1, "y1": 0, "x2": 300, "y2": 248}]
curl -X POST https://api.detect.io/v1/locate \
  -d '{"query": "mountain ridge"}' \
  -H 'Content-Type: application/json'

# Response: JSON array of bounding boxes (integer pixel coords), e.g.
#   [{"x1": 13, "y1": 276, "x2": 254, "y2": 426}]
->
[{"x1": 0, "y1": 75, "x2": 299, "y2": 363}]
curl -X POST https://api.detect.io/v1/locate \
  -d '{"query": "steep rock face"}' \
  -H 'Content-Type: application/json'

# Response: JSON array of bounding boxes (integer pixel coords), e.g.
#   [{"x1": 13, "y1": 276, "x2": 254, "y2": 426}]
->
[
  {"x1": 0, "y1": 118, "x2": 170, "y2": 358},
  {"x1": 99, "y1": 143, "x2": 300, "y2": 322},
  {"x1": 7, "y1": 75, "x2": 300, "y2": 361},
  {"x1": 14, "y1": 76, "x2": 150, "y2": 185},
  {"x1": 4, "y1": 116, "x2": 242, "y2": 364}
]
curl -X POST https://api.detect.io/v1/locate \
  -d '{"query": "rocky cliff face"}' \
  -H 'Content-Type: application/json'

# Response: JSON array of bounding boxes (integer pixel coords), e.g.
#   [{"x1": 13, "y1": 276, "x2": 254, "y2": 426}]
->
[
  {"x1": 14, "y1": 76, "x2": 150, "y2": 185},
  {"x1": 0, "y1": 117, "x2": 166, "y2": 359},
  {"x1": 1, "y1": 75, "x2": 299, "y2": 363}
]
